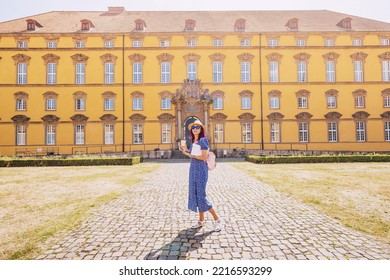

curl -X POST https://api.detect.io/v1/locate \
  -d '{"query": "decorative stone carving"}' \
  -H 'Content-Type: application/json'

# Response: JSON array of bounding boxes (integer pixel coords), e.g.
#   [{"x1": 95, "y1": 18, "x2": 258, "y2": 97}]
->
[
  {"x1": 173, "y1": 79, "x2": 213, "y2": 106},
  {"x1": 209, "y1": 53, "x2": 226, "y2": 63},
  {"x1": 71, "y1": 54, "x2": 89, "y2": 64},
  {"x1": 322, "y1": 52, "x2": 340, "y2": 62},
  {"x1": 157, "y1": 113, "x2": 175, "y2": 121},
  {"x1": 352, "y1": 89, "x2": 367, "y2": 97},
  {"x1": 295, "y1": 112, "x2": 313, "y2": 120},
  {"x1": 239, "y1": 90, "x2": 254, "y2": 98},
  {"x1": 380, "y1": 111, "x2": 390, "y2": 119},
  {"x1": 157, "y1": 53, "x2": 174, "y2": 63},
  {"x1": 350, "y1": 52, "x2": 368, "y2": 62},
  {"x1": 238, "y1": 113, "x2": 255, "y2": 120},
  {"x1": 100, "y1": 114, "x2": 118, "y2": 123},
  {"x1": 11, "y1": 115, "x2": 30, "y2": 125},
  {"x1": 268, "y1": 90, "x2": 281, "y2": 97},
  {"x1": 102, "y1": 91, "x2": 117, "y2": 99},
  {"x1": 294, "y1": 53, "x2": 311, "y2": 61},
  {"x1": 42, "y1": 54, "x2": 60, "y2": 65},
  {"x1": 41, "y1": 114, "x2": 60, "y2": 124},
  {"x1": 352, "y1": 111, "x2": 370, "y2": 119},
  {"x1": 100, "y1": 53, "x2": 117, "y2": 64},
  {"x1": 266, "y1": 52, "x2": 283, "y2": 62},
  {"x1": 183, "y1": 53, "x2": 201, "y2": 63},
  {"x1": 267, "y1": 112, "x2": 284, "y2": 121},
  {"x1": 70, "y1": 114, "x2": 89, "y2": 124},
  {"x1": 14, "y1": 91, "x2": 29, "y2": 100},
  {"x1": 324, "y1": 112, "x2": 342, "y2": 119},
  {"x1": 325, "y1": 89, "x2": 339, "y2": 97},
  {"x1": 130, "y1": 91, "x2": 144, "y2": 98},
  {"x1": 237, "y1": 53, "x2": 255, "y2": 63},
  {"x1": 43, "y1": 91, "x2": 58, "y2": 99},
  {"x1": 128, "y1": 53, "x2": 146, "y2": 62},
  {"x1": 73, "y1": 91, "x2": 87, "y2": 99},
  {"x1": 296, "y1": 89, "x2": 311, "y2": 97},
  {"x1": 12, "y1": 54, "x2": 31, "y2": 65},
  {"x1": 210, "y1": 113, "x2": 228, "y2": 120},
  {"x1": 378, "y1": 52, "x2": 390, "y2": 61},
  {"x1": 129, "y1": 114, "x2": 146, "y2": 121}
]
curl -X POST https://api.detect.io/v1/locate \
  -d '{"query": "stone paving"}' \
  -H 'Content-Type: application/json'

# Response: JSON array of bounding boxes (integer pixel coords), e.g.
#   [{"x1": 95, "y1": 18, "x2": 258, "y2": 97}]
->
[{"x1": 36, "y1": 160, "x2": 390, "y2": 260}]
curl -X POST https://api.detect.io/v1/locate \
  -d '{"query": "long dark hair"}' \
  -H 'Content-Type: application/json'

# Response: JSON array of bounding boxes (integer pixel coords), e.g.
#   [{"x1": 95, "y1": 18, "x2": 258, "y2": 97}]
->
[{"x1": 189, "y1": 127, "x2": 206, "y2": 143}]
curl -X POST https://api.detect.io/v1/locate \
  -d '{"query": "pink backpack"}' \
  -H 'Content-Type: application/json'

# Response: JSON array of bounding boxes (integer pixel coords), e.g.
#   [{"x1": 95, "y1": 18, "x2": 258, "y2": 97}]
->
[{"x1": 207, "y1": 150, "x2": 216, "y2": 170}]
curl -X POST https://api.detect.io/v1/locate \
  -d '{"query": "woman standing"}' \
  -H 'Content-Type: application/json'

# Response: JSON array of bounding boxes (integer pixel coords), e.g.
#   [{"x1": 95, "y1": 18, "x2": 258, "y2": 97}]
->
[{"x1": 180, "y1": 120, "x2": 221, "y2": 232}]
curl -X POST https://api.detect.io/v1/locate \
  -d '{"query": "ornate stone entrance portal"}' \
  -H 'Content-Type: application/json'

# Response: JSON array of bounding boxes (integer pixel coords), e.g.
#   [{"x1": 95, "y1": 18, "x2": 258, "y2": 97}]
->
[{"x1": 171, "y1": 79, "x2": 214, "y2": 140}]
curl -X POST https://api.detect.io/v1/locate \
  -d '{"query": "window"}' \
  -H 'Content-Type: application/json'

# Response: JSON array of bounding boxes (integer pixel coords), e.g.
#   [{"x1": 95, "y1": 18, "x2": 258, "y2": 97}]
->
[
  {"x1": 268, "y1": 39, "x2": 278, "y2": 46},
  {"x1": 270, "y1": 122, "x2": 280, "y2": 143},
  {"x1": 298, "y1": 122, "x2": 309, "y2": 142},
  {"x1": 161, "y1": 62, "x2": 171, "y2": 83},
  {"x1": 326, "y1": 61, "x2": 335, "y2": 82},
  {"x1": 270, "y1": 97, "x2": 280, "y2": 109},
  {"x1": 104, "y1": 124, "x2": 114, "y2": 145},
  {"x1": 328, "y1": 122, "x2": 338, "y2": 142},
  {"x1": 104, "y1": 98, "x2": 114, "y2": 110},
  {"x1": 241, "y1": 62, "x2": 250, "y2": 83},
  {"x1": 18, "y1": 41, "x2": 28, "y2": 48},
  {"x1": 187, "y1": 62, "x2": 197, "y2": 81},
  {"x1": 105, "y1": 41, "x2": 114, "y2": 48},
  {"x1": 132, "y1": 41, "x2": 142, "y2": 47},
  {"x1": 327, "y1": 96, "x2": 337, "y2": 108},
  {"x1": 48, "y1": 41, "x2": 57, "y2": 48},
  {"x1": 161, "y1": 123, "x2": 171, "y2": 143},
  {"x1": 213, "y1": 40, "x2": 223, "y2": 46},
  {"x1": 46, "y1": 98, "x2": 56, "y2": 111},
  {"x1": 133, "y1": 62, "x2": 142, "y2": 84},
  {"x1": 356, "y1": 121, "x2": 366, "y2": 142},
  {"x1": 75, "y1": 98, "x2": 85, "y2": 110},
  {"x1": 298, "y1": 61, "x2": 307, "y2": 82},
  {"x1": 161, "y1": 98, "x2": 171, "y2": 110},
  {"x1": 16, "y1": 125, "x2": 26, "y2": 145},
  {"x1": 354, "y1": 61, "x2": 364, "y2": 82},
  {"x1": 212, "y1": 62, "x2": 222, "y2": 83},
  {"x1": 242, "y1": 123, "x2": 252, "y2": 143},
  {"x1": 105, "y1": 63, "x2": 114, "y2": 84},
  {"x1": 17, "y1": 63, "x2": 27, "y2": 84},
  {"x1": 325, "y1": 40, "x2": 334, "y2": 46},
  {"x1": 382, "y1": 61, "x2": 390, "y2": 82},
  {"x1": 47, "y1": 63, "x2": 57, "y2": 84},
  {"x1": 355, "y1": 96, "x2": 365, "y2": 108},
  {"x1": 269, "y1": 61, "x2": 279, "y2": 83},
  {"x1": 241, "y1": 40, "x2": 250, "y2": 46},
  {"x1": 214, "y1": 123, "x2": 224, "y2": 143},
  {"x1": 353, "y1": 39, "x2": 362, "y2": 46},
  {"x1": 384, "y1": 95, "x2": 390, "y2": 108},
  {"x1": 213, "y1": 97, "x2": 223, "y2": 110},
  {"x1": 187, "y1": 40, "x2": 196, "y2": 46},
  {"x1": 381, "y1": 39, "x2": 390, "y2": 46},
  {"x1": 16, "y1": 99, "x2": 26, "y2": 110},
  {"x1": 385, "y1": 121, "x2": 390, "y2": 141},
  {"x1": 298, "y1": 96, "x2": 308, "y2": 109},
  {"x1": 46, "y1": 125, "x2": 56, "y2": 145},
  {"x1": 133, "y1": 98, "x2": 143, "y2": 110},
  {"x1": 75, "y1": 63, "x2": 85, "y2": 84},
  {"x1": 296, "y1": 40, "x2": 306, "y2": 47},
  {"x1": 133, "y1": 124, "x2": 143, "y2": 144},
  {"x1": 75, "y1": 124, "x2": 85, "y2": 145},
  {"x1": 241, "y1": 97, "x2": 251, "y2": 109},
  {"x1": 75, "y1": 41, "x2": 85, "y2": 48},
  {"x1": 160, "y1": 41, "x2": 169, "y2": 47}
]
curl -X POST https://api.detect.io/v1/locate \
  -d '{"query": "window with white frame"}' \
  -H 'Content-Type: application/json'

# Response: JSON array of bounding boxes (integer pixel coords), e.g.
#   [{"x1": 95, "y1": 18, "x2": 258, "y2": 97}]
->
[
  {"x1": 187, "y1": 40, "x2": 196, "y2": 46},
  {"x1": 382, "y1": 61, "x2": 390, "y2": 82},
  {"x1": 75, "y1": 41, "x2": 85, "y2": 48},
  {"x1": 353, "y1": 39, "x2": 363, "y2": 46},
  {"x1": 328, "y1": 122, "x2": 338, "y2": 142},
  {"x1": 104, "y1": 124, "x2": 114, "y2": 145},
  {"x1": 213, "y1": 97, "x2": 223, "y2": 110},
  {"x1": 354, "y1": 60, "x2": 364, "y2": 82},
  {"x1": 105, "y1": 63, "x2": 114, "y2": 84},
  {"x1": 296, "y1": 39, "x2": 306, "y2": 47},
  {"x1": 298, "y1": 61, "x2": 307, "y2": 82},
  {"x1": 47, "y1": 63, "x2": 57, "y2": 84},
  {"x1": 160, "y1": 40, "x2": 169, "y2": 47},
  {"x1": 133, "y1": 124, "x2": 143, "y2": 144},
  {"x1": 161, "y1": 97, "x2": 171, "y2": 110},
  {"x1": 270, "y1": 122, "x2": 280, "y2": 143},
  {"x1": 298, "y1": 122, "x2": 309, "y2": 142},
  {"x1": 268, "y1": 39, "x2": 278, "y2": 46},
  {"x1": 17, "y1": 63, "x2": 27, "y2": 84},
  {"x1": 356, "y1": 121, "x2": 366, "y2": 142},
  {"x1": 16, "y1": 125, "x2": 26, "y2": 145},
  {"x1": 355, "y1": 96, "x2": 365, "y2": 108},
  {"x1": 241, "y1": 62, "x2": 250, "y2": 83},
  {"x1": 269, "y1": 61, "x2": 279, "y2": 83},
  {"x1": 212, "y1": 62, "x2": 222, "y2": 83},
  {"x1": 298, "y1": 96, "x2": 308, "y2": 109},
  {"x1": 326, "y1": 61, "x2": 336, "y2": 82},
  {"x1": 133, "y1": 62, "x2": 142, "y2": 84},
  {"x1": 325, "y1": 40, "x2": 334, "y2": 46},
  {"x1": 46, "y1": 98, "x2": 56, "y2": 111},
  {"x1": 385, "y1": 121, "x2": 390, "y2": 141},
  {"x1": 75, "y1": 63, "x2": 85, "y2": 84},
  {"x1": 241, "y1": 97, "x2": 251, "y2": 109},
  {"x1": 270, "y1": 97, "x2": 280, "y2": 109},
  {"x1": 104, "y1": 41, "x2": 114, "y2": 48},
  {"x1": 327, "y1": 96, "x2": 337, "y2": 108},
  {"x1": 161, "y1": 123, "x2": 171, "y2": 143},
  {"x1": 242, "y1": 123, "x2": 252, "y2": 143},
  {"x1": 214, "y1": 123, "x2": 224, "y2": 143},
  {"x1": 133, "y1": 97, "x2": 143, "y2": 110},
  {"x1": 16, "y1": 99, "x2": 26, "y2": 110},
  {"x1": 75, "y1": 124, "x2": 85, "y2": 145},
  {"x1": 18, "y1": 41, "x2": 28, "y2": 48},
  {"x1": 46, "y1": 125, "x2": 56, "y2": 145},
  {"x1": 381, "y1": 39, "x2": 390, "y2": 46},
  {"x1": 75, "y1": 98, "x2": 85, "y2": 110},
  {"x1": 187, "y1": 62, "x2": 197, "y2": 81},
  {"x1": 104, "y1": 98, "x2": 114, "y2": 110},
  {"x1": 213, "y1": 40, "x2": 223, "y2": 46},
  {"x1": 132, "y1": 41, "x2": 142, "y2": 47},
  {"x1": 48, "y1": 41, "x2": 57, "y2": 48},
  {"x1": 384, "y1": 95, "x2": 390, "y2": 107},
  {"x1": 161, "y1": 62, "x2": 171, "y2": 83},
  {"x1": 241, "y1": 40, "x2": 250, "y2": 46}
]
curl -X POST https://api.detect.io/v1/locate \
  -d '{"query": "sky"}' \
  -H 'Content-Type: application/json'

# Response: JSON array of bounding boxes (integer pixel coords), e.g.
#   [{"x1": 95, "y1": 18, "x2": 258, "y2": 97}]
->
[{"x1": 0, "y1": 0, "x2": 389, "y2": 23}]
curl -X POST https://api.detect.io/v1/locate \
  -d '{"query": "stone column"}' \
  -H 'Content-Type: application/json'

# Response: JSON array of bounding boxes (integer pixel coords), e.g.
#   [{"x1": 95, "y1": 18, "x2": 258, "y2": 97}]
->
[{"x1": 177, "y1": 102, "x2": 182, "y2": 139}]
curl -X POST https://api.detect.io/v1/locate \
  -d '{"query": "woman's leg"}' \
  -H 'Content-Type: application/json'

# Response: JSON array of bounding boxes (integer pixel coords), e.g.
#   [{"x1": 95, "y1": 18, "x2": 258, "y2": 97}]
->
[
  {"x1": 199, "y1": 212, "x2": 205, "y2": 221},
  {"x1": 208, "y1": 208, "x2": 219, "y2": 220}
]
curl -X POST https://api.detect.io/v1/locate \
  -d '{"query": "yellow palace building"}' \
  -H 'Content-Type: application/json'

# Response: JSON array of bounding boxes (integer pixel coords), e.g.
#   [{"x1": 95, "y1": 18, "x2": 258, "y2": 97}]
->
[{"x1": 0, "y1": 7, "x2": 390, "y2": 157}]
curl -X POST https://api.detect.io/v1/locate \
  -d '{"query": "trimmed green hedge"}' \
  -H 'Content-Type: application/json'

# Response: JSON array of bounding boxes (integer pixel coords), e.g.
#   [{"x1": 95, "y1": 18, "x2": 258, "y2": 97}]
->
[
  {"x1": 0, "y1": 156, "x2": 143, "y2": 167},
  {"x1": 246, "y1": 154, "x2": 390, "y2": 164}
]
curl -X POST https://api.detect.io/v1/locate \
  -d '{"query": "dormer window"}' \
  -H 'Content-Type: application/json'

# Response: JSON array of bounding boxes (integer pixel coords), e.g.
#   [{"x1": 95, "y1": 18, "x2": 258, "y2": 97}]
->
[
  {"x1": 337, "y1": 17, "x2": 352, "y2": 29},
  {"x1": 286, "y1": 18, "x2": 299, "y2": 30},
  {"x1": 26, "y1": 19, "x2": 43, "y2": 31},
  {"x1": 135, "y1": 19, "x2": 146, "y2": 31},
  {"x1": 235, "y1": 19, "x2": 246, "y2": 31},
  {"x1": 185, "y1": 19, "x2": 196, "y2": 31},
  {"x1": 80, "y1": 19, "x2": 94, "y2": 31}
]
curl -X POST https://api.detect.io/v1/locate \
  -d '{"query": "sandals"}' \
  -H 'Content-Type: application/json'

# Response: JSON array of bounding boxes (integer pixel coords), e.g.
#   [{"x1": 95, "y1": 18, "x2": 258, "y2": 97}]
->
[
  {"x1": 213, "y1": 219, "x2": 222, "y2": 232},
  {"x1": 190, "y1": 220, "x2": 204, "y2": 229}
]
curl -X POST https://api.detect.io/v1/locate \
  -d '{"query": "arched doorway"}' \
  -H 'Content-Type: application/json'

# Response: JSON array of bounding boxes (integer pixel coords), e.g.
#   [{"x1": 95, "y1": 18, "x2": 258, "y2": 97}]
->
[{"x1": 183, "y1": 116, "x2": 200, "y2": 149}]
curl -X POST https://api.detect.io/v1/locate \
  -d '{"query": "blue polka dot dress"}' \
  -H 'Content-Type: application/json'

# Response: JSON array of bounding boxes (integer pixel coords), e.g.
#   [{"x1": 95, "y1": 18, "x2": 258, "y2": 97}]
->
[{"x1": 188, "y1": 137, "x2": 213, "y2": 212}]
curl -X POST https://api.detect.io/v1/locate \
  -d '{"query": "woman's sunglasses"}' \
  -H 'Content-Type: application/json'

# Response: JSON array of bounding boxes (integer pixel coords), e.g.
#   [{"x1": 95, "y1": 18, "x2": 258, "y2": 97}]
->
[{"x1": 191, "y1": 125, "x2": 201, "y2": 130}]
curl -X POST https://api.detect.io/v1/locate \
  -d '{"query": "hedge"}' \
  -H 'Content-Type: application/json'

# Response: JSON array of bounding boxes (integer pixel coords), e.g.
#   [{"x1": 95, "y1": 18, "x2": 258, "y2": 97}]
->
[
  {"x1": 246, "y1": 154, "x2": 390, "y2": 164},
  {"x1": 0, "y1": 156, "x2": 143, "y2": 167}
]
